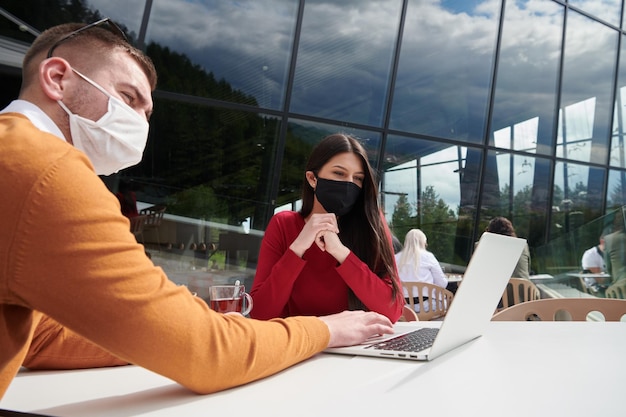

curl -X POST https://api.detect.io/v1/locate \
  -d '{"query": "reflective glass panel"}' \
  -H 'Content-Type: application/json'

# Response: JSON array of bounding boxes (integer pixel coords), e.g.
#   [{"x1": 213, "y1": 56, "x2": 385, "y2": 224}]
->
[
  {"x1": 488, "y1": 151, "x2": 552, "y2": 244},
  {"x1": 534, "y1": 208, "x2": 619, "y2": 286},
  {"x1": 610, "y1": 34, "x2": 626, "y2": 169},
  {"x1": 556, "y1": 10, "x2": 618, "y2": 164},
  {"x1": 289, "y1": 0, "x2": 403, "y2": 126},
  {"x1": 115, "y1": 98, "x2": 283, "y2": 288},
  {"x1": 607, "y1": 169, "x2": 626, "y2": 210},
  {"x1": 383, "y1": 135, "x2": 481, "y2": 265},
  {"x1": 567, "y1": 0, "x2": 622, "y2": 27},
  {"x1": 126, "y1": 97, "x2": 282, "y2": 232},
  {"x1": 390, "y1": 0, "x2": 500, "y2": 143},
  {"x1": 143, "y1": 0, "x2": 299, "y2": 110},
  {"x1": 551, "y1": 161, "x2": 606, "y2": 239},
  {"x1": 79, "y1": 0, "x2": 145, "y2": 43},
  {"x1": 490, "y1": 0, "x2": 563, "y2": 156}
]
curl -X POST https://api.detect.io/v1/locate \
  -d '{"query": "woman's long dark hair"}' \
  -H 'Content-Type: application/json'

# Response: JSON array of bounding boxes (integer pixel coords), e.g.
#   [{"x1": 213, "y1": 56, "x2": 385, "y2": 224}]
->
[{"x1": 299, "y1": 134, "x2": 400, "y2": 310}]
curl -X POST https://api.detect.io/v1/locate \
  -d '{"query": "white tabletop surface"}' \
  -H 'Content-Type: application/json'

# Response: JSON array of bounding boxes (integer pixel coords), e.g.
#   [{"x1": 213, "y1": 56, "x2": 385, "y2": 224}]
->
[
  {"x1": 445, "y1": 273, "x2": 463, "y2": 283},
  {"x1": 536, "y1": 282, "x2": 597, "y2": 299},
  {"x1": 529, "y1": 273, "x2": 554, "y2": 280},
  {"x1": 2, "y1": 321, "x2": 625, "y2": 417},
  {"x1": 566, "y1": 272, "x2": 611, "y2": 279}
]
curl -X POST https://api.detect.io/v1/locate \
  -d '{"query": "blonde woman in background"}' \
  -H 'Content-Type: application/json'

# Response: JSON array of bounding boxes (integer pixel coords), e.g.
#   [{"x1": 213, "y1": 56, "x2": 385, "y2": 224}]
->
[{"x1": 395, "y1": 229, "x2": 448, "y2": 310}]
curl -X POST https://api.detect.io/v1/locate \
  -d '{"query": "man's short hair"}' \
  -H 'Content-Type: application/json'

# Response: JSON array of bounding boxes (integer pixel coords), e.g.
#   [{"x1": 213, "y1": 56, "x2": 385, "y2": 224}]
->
[{"x1": 22, "y1": 21, "x2": 157, "y2": 90}]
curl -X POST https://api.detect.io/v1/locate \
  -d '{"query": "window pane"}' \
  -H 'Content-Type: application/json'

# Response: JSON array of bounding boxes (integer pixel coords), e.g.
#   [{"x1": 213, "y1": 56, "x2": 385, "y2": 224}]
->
[
  {"x1": 556, "y1": 10, "x2": 618, "y2": 164},
  {"x1": 611, "y1": 34, "x2": 626, "y2": 168},
  {"x1": 144, "y1": 0, "x2": 299, "y2": 110},
  {"x1": 567, "y1": 0, "x2": 622, "y2": 27},
  {"x1": 607, "y1": 169, "x2": 626, "y2": 210},
  {"x1": 611, "y1": 87, "x2": 626, "y2": 168},
  {"x1": 490, "y1": 0, "x2": 563, "y2": 155},
  {"x1": 80, "y1": 0, "x2": 145, "y2": 42},
  {"x1": 126, "y1": 97, "x2": 282, "y2": 231},
  {"x1": 390, "y1": 0, "x2": 500, "y2": 143},
  {"x1": 113, "y1": 98, "x2": 283, "y2": 287},
  {"x1": 489, "y1": 152, "x2": 552, "y2": 242},
  {"x1": 289, "y1": 0, "x2": 403, "y2": 126},
  {"x1": 383, "y1": 135, "x2": 481, "y2": 265},
  {"x1": 551, "y1": 162, "x2": 606, "y2": 238}
]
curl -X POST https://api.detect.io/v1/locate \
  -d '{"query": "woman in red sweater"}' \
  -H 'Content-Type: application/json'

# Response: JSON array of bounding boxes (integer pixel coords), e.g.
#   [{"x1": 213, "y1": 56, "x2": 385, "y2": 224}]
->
[{"x1": 250, "y1": 134, "x2": 403, "y2": 321}]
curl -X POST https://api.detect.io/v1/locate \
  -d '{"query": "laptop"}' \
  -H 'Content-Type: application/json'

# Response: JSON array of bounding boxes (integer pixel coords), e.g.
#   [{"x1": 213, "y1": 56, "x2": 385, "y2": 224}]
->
[{"x1": 324, "y1": 232, "x2": 526, "y2": 361}]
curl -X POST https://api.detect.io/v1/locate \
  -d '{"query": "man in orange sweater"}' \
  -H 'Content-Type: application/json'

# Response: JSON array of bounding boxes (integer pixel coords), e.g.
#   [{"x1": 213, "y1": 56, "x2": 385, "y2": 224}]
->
[{"x1": 0, "y1": 19, "x2": 393, "y2": 398}]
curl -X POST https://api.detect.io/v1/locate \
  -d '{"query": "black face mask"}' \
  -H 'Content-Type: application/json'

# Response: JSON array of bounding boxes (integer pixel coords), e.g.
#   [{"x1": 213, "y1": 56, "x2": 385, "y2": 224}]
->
[{"x1": 314, "y1": 177, "x2": 362, "y2": 216}]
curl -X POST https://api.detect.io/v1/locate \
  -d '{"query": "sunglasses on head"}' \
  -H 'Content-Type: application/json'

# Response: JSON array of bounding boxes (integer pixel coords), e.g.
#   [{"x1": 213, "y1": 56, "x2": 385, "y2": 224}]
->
[{"x1": 46, "y1": 17, "x2": 128, "y2": 58}]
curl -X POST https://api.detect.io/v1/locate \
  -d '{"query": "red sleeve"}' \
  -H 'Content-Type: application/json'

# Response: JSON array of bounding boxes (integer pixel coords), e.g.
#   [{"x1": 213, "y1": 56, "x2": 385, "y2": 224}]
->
[
  {"x1": 250, "y1": 213, "x2": 306, "y2": 319},
  {"x1": 337, "y1": 215, "x2": 402, "y2": 322},
  {"x1": 337, "y1": 252, "x2": 403, "y2": 322}
]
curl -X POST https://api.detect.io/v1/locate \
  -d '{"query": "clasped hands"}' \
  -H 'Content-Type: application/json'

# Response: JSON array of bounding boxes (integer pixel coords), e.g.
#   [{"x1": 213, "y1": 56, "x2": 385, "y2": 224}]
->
[{"x1": 289, "y1": 213, "x2": 350, "y2": 263}]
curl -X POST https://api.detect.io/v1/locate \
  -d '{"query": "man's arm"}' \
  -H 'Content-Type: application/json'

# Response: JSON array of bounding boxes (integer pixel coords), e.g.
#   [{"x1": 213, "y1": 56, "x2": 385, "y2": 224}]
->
[{"x1": 23, "y1": 315, "x2": 128, "y2": 369}]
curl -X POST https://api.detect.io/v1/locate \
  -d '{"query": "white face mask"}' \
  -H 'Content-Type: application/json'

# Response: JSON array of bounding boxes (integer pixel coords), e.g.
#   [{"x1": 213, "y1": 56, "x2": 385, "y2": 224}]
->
[{"x1": 58, "y1": 68, "x2": 149, "y2": 176}]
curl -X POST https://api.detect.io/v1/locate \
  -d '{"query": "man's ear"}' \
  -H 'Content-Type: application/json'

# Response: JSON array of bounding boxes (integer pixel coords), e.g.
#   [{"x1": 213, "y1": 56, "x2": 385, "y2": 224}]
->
[
  {"x1": 39, "y1": 57, "x2": 72, "y2": 101},
  {"x1": 305, "y1": 171, "x2": 317, "y2": 189}
]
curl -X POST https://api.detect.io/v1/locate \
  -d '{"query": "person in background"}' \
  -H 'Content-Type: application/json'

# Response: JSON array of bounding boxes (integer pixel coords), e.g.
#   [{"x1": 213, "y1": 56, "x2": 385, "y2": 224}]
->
[
  {"x1": 484, "y1": 216, "x2": 531, "y2": 279},
  {"x1": 581, "y1": 234, "x2": 607, "y2": 293},
  {"x1": 391, "y1": 234, "x2": 403, "y2": 254},
  {"x1": 581, "y1": 235, "x2": 606, "y2": 273},
  {"x1": 0, "y1": 20, "x2": 393, "y2": 399},
  {"x1": 250, "y1": 133, "x2": 403, "y2": 322},
  {"x1": 604, "y1": 211, "x2": 626, "y2": 284},
  {"x1": 395, "y1": 229, "x2": 448, "y2": 308},
  {"x1": 115, "y1": 179, "x2": 139, "y2": 218},
  {"x1": 483, "y1": 216, "x2": 532, "y2": 309}
]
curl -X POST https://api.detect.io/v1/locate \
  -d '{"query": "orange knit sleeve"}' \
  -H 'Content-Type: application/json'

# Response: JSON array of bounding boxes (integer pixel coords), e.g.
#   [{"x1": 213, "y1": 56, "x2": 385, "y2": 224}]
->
[{"x1": 22, "y1": 314, "x2": 128, "y2": 369}]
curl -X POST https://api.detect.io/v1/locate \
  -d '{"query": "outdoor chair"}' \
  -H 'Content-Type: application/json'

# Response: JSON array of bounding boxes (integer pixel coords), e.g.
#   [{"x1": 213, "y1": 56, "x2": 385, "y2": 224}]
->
[
  {"x1": 398, "y1": 305, "x2": 419, "y2": 322},
  {"x1": 129, "y1": 214, "x2": 148, "y2": 243},
  {"x1": 499, "y1": 278, "x2": 541, "y2": 309},
  {"x1": 491, "y1": 298, "x2": 626, "y2": 321},
  {"x1": 139, "y1": 205, "x2": 166, "y2": 249},
  {"x1": 605, "y1": 280, "x2": 626, "y2": 299},
  {"x1": 402, "y1": 282, "x2": 453, "y2": 321}
]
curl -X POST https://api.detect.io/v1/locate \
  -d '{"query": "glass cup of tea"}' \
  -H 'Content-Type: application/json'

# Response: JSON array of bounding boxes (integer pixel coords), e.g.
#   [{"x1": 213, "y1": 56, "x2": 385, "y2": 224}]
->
[{"x1": 208, "y1": 284, "x2": 253, "y2": 316}]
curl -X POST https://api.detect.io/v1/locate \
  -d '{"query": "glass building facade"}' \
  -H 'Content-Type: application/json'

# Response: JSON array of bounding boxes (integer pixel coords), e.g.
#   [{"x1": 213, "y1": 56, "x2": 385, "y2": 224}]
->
[{"x1": 1, "y1": 0, "x2": 626, "y2": 288}]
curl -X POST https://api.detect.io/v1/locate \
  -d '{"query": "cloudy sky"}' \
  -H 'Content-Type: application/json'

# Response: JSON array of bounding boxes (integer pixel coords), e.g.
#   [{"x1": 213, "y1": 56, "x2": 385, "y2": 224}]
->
[
  {"x1": 86, "y1": 0, "x2": 619, "y2": 136},
  {"x1": 86, "y1": 0, "x2": 623, "y2": 215}
]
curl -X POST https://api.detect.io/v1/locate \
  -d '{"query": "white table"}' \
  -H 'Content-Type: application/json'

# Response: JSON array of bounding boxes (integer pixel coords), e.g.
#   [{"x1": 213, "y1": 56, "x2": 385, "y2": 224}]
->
[
  {"x1": 445, "y1": 273, "x2": 463, "y2": 283},
  {"x1": 536, "y1": 282, "x2": 597, "y2": 299},
  {"x1": 566, "y1": 272, "x2": 612, "y2": 284},
  {"x1": 566, "y1": 272, "x2": 612, "y2": 293},
  {"x1": 2, "y1": 322, "x2": 625, "y2": 417},
  {"x1": 566, "y1": 272, "x2": 611, "y2": 279},
  {"x1": 529, "y1": 273, "x2": 554, "y2": 280}
]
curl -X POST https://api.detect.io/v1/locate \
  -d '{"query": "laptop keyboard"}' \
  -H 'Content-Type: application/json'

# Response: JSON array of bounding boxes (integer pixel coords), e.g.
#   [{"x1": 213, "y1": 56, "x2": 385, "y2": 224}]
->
[{"x1": 366, "y1": 328, "x2": 439, "y2": 352}]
